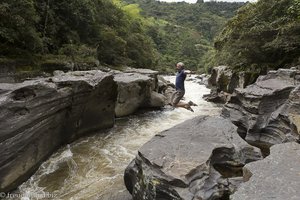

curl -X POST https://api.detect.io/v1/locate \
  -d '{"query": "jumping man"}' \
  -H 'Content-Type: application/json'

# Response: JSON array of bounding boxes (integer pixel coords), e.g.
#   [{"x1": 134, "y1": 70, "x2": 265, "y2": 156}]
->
[{"x1": 171, "y1": 62, "x2": 196, "y2": 112}]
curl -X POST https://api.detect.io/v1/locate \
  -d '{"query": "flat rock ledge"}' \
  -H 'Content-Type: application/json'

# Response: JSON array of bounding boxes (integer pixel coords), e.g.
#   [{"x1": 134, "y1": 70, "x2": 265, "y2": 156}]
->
[
  {"x1": 124, "y1": 116, "x2": 262, "y2": 200},
  {"x1": 231, "y1": 142, "x2": 300, "y2": 200}
]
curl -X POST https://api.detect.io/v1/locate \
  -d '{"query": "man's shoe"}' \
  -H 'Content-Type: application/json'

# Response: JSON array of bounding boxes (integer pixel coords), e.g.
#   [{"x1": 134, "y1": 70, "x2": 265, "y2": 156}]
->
[
  {"x1": 184, "y1": 105, "x2": 194, "y2": 112},
  {"x1": 186, "y1": 107, "x2": 194, "y2": 112},
  {"x1": 188, "y1": 101, "x2": 198, "y2": 106}
]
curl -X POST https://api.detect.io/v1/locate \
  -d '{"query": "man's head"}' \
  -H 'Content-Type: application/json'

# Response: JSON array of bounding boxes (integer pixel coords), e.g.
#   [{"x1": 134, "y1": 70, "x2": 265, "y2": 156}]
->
[{"x1": 176, "y1": 62, "x2": 184, "y2": 70}]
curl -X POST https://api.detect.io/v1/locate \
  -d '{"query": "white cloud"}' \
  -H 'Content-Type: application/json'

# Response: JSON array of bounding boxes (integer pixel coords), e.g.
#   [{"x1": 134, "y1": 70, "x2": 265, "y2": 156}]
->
[{"x1": 157, "y1": 0, "x2": 257, "y2": 3}]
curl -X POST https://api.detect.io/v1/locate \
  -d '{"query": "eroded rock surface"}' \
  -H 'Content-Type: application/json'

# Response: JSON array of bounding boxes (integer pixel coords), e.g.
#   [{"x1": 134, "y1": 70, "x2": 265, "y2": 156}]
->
[
  {"x1": 0, "y1": 70, "x2": 117, "y2": 192},
  {"x1": 223, "y1": 68, "x2": 300, "y2": 153},
  {"x1": 0, "y1": 68, "x2": 172, "y2": 192},
  {"x1": 204, "y1": 66, "x2": 258, "y2": 103},
  {"x1": 231, "y1": 142, "x2": 300, "y2": 200},
  {"x1": 124, "y1": 116, "x2": 262, "y2": 200}
]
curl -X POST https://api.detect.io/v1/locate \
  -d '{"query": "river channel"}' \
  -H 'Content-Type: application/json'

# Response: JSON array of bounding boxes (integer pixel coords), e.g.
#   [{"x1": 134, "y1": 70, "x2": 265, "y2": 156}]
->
[{"x1": 14, "y1": 76, "x2": 220, "y2": 200}]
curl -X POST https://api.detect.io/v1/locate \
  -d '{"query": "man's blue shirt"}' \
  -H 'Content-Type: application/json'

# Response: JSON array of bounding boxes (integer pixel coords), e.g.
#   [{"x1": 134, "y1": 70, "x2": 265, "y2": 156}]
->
[{"x1": 175, "y1": 69, "x2": 186, "y2": 91}]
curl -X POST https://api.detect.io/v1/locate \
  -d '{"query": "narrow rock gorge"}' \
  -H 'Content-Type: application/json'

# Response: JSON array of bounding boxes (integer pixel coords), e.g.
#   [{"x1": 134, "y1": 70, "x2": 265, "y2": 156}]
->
[
  {"x1": 0, "y1": 71, "x2": 117, "y2": 192},
  {"x1": 0, "y1": 69, "x2": 168, "y2": 193}
]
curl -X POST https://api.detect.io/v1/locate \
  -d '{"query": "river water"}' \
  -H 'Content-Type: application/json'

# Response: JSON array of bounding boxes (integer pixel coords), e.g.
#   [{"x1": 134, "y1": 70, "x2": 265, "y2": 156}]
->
[{"x1": 14, "y1": 76, "x2": 220, "y2": 200}]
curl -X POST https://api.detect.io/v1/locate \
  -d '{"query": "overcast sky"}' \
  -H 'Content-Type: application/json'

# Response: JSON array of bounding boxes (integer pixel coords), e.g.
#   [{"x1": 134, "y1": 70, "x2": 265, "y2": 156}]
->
[{"x1": 158, "y1": 0, "x2": 257, "y2": 3}]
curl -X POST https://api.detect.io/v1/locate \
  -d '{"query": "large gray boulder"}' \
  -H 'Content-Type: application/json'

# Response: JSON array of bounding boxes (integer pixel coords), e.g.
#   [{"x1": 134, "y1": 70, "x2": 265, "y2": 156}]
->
[
  {"x1": 231, "y1": 142, "x2": 300, "y2": 200},
  {"x1": 223, "y1": 68, "x2": 300, "y2": 154},
  {"x1": 124, "y1": 116, "x2": 262, "y2": 200},
  {"x1": 208, "y1": 66, "x2": 233, "y2": 92},
  {"x1": 204, "y1": 66, "x2": 258, "y2": 103},
  {"x1": 124, "y1": 68, "x2": 159, "y2": 92},
  {"x1": 204, "y1": 66, "x2": 234, "y2": 103},
  {"x1": 157, "y1": 75, "x2": 175, "y2": 105},
  {"x1": 208, "y1": 66, "x2": 258, "y2": 93},
  {"x1": 114, "y1": 72, "x2": 165, "y2": 117},
  {"x1": 0, "y1": 70, "x2": 117, "y2": 192},
  {"x1": 149, "y1": 91, "x2": 166, "y2": 107}
]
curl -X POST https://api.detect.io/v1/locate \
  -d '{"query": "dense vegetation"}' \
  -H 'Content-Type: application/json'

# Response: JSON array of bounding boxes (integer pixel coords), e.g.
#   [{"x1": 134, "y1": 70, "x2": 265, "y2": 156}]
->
[
  {"x1": 209, "y1": 0, "x2": 300, "y2": 73},
  {"x1": 0, "y1": 0, "x2": 243, "y2": 72},
  {"x1": 0, "y1": 0, "x2": 157, "y2": 69},
  {"x1": 124, "y1": 0, "x2": 243, "y2": 72}
]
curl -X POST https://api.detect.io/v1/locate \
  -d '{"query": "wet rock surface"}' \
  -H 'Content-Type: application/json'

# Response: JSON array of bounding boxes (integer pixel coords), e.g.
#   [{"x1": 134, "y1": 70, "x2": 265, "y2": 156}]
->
[
  {"x1": 0, "y1": 70, "x2": 118, "y2": 192},
  {"x1": 231, "y1": 142, "x2": 300, "y2": 200},
  {"x1": 223, "y1": 68, "x2": 300, "y2": 153},
  {"x1": 114, "y1": 70, "x2": 165, "y2": 117},
  {"x1": 124, "y1": 116, "x2": 262, "y2": 200}
]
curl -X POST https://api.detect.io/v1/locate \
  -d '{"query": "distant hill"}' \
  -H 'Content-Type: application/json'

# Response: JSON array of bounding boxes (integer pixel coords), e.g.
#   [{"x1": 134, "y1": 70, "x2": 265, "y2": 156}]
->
[{"x1": 124, "y1": 0, "x2": 244, "y2": 72}]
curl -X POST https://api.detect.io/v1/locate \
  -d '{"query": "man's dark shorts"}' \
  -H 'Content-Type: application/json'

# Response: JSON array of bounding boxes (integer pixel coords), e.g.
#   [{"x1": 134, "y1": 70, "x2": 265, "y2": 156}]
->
[{"x1": 172, "y1": 90, "x2": 185, "y2": 106}]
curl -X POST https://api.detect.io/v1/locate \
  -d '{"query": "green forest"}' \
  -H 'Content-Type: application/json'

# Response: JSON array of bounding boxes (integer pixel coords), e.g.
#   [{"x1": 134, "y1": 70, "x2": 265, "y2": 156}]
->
[
  {"x1": 0, "y1": 0, "x2": 158, "y2": 70},
  {"x1": 211, "y1": 0, "x2": 300, "y2": 73},
  {"x1": 0, "y1": 0, "x2": 242, "y2": 73},
  {"x1": 123, "y1": 0, "x2": 243, "y2": 72},
  {"x1": 0, "y1": 0, "x2": 299, "y2": 74}
]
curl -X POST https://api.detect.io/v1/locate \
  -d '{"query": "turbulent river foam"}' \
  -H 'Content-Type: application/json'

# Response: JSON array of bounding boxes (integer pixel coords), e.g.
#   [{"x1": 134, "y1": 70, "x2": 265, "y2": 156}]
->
[{"x1": 13, "y1": 76, "x2": 220, "y2": 200}]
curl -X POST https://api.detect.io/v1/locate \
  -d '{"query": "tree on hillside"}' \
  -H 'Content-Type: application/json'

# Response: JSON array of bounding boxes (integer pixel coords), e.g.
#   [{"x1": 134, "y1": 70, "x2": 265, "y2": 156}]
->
[
  {"x1": 0, "y1": 0, "x2": 158, "y2": 69},
  {"x1": 123, "y1": 0, "x2": 243, "y2": 72},
  {"x1": 212, "y1": 0, "x2": 300, "y2": 73},
  {"x1": 0, "y1": 0, "x2": 42, "y2": 55}
]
